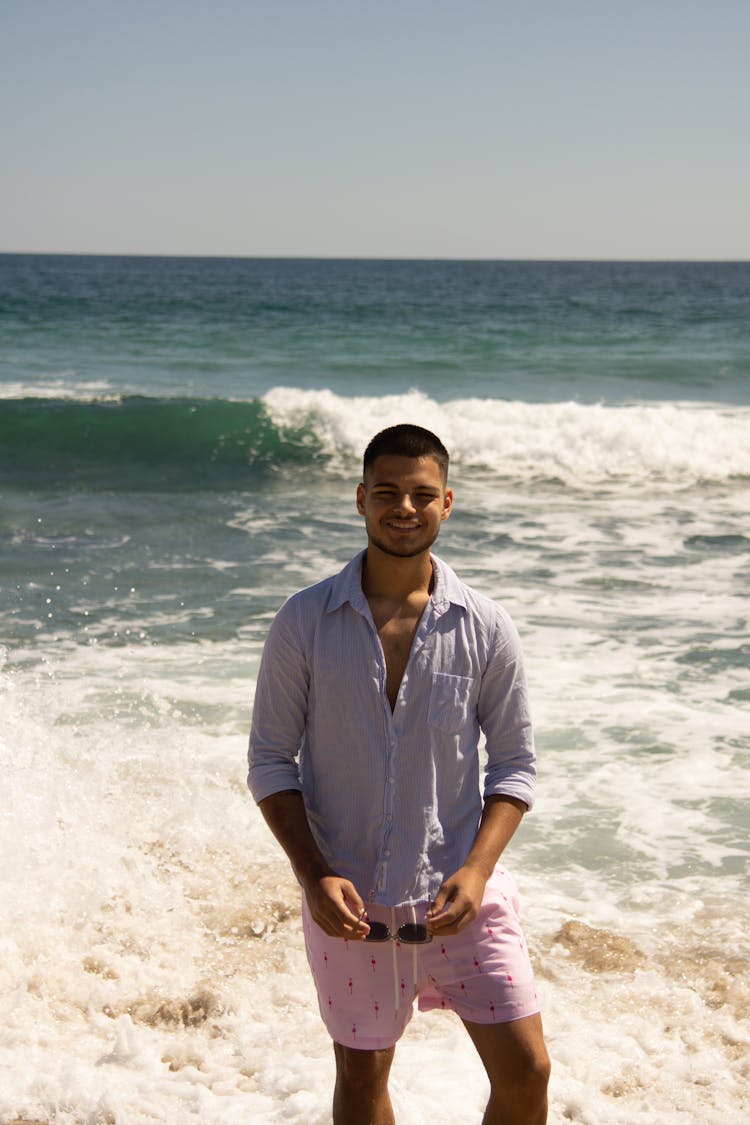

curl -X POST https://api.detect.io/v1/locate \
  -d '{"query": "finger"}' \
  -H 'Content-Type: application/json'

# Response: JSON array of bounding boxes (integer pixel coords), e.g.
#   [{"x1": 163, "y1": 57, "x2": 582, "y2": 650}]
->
[
  {"x1": 314, "y1": 905, "x2": 365, "y2": 938},
  {"x1": 426, "y1": 882, "x2": 455, "y2": 919},
  {"x1": 340, "y1": 884, "x2": 366, "y2": 921},
  {"x1": 427, "y1": 893, "x2": 472, "y2": 931},
  {"x1": 338, "y1": 910, "x2": 369, "y2": 938},
  {"x1": 428, "y1": 904, "x2": 473, "y2": 935},
  {"x1": 308, "y1": 885, "x2": 353, "y2": 935},
  {"x1": 337, "y1": 887, "x2": 370, "y2": 935},
  {"x1": 324, "y1": 882, "x2": 370, "y2": 938},
  {"x1": 427, "y1": 898, "x2": 460, "y2": 923}
]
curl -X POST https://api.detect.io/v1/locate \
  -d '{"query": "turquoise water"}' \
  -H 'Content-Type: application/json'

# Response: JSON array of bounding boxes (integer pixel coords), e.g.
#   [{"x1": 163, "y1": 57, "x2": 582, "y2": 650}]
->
[
  {"x1": 1, "y1": 255, "x2": 749, "y2": 1122},
  {"x1": 2, "y1": 255, "x2": 749, "y2": 403}
]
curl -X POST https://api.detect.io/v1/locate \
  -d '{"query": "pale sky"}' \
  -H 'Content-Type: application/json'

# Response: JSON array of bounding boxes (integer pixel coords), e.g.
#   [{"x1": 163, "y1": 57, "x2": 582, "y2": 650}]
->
[{"x1": 2, "y1": 0, "x2": 748, "y2": 259}]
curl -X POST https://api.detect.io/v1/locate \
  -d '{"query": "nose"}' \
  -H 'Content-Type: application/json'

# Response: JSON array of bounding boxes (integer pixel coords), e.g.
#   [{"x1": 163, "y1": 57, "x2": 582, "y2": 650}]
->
[{"x1": 393, "y1": 492, "x2": 417, "y2": 515}]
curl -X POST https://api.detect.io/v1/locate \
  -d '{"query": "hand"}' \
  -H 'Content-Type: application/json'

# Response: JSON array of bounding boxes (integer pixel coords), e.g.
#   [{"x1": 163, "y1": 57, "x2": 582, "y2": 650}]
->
[
  {"x1": 303, "y1": 874, "x2": 370, "y2": 939},
  {"x1": 426, "y1": 865, "x2": 488, "y2": 936}
]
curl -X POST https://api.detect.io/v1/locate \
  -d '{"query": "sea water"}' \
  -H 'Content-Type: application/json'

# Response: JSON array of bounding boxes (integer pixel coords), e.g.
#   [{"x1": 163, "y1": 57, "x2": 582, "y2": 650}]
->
[{"x1": 1, "y1": 256, "x2": 749, "y2": 1123}]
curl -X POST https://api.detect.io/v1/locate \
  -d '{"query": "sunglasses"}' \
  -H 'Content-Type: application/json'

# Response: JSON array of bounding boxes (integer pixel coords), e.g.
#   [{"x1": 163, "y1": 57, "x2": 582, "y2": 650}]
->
[{"x1": 362, "y1": 919, "x2": 433, "y2": 945}]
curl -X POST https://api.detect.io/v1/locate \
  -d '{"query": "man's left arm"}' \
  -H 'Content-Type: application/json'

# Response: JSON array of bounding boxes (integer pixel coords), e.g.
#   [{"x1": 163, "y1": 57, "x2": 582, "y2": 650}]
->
[
  {"x1": 427, "y1": 606, "x2": 535, "y2": 935},
  {"x1": 426, "y1": 795, "x2": 526, "y2": 934}
]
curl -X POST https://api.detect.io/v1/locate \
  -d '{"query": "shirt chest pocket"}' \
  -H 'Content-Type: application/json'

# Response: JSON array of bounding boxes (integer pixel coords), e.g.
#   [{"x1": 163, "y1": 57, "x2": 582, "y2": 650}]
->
[{"x1": 427, "y1": 672, "x2": 475, "y2": 733}]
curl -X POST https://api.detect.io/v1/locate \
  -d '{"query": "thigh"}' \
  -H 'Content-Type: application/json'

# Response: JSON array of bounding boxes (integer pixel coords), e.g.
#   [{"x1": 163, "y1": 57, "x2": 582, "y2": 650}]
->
[
  {"x1": 418, "y1": 867, "x2": 540, "y2": 1025},
  {"x1": 301, "y1": 894, "x2": 416, "y2": 1049}
]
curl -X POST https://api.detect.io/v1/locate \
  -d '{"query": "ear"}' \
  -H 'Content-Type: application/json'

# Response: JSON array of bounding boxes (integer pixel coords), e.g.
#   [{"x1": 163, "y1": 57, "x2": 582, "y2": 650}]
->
[
  {"x1": 441, "y1": 488, "x2": 453, "y2": 522},
  {"x1": 356, "y1": 482, "x2": 366, "y2": 516}
]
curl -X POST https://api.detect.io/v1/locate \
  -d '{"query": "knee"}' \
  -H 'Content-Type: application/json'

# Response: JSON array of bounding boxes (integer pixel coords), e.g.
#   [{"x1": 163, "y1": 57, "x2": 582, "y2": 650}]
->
[
  {"x1": 503, "y1": 1045, "x2": 551, "y2": 1106},
  {"x1": 333, "y1": 1042, "x2": 394, "y2": 1096},
  {"x1": 527, "y1": 1045, "x2": 551, "y2": 1093}
]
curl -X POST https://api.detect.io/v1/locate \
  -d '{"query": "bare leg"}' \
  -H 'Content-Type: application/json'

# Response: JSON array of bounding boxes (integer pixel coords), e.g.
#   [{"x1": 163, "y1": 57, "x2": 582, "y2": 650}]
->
[
  {"x1": 462, "y1": 1013, "x2": 550, "y2": 1125},
  {"x1": 332, "y1": 1041, "x2": 396, "y2": 1125}
]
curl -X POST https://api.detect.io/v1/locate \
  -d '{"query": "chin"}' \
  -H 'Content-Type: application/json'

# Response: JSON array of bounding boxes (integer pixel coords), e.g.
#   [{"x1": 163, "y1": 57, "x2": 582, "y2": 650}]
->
[{"x1": 370, "y1": 534, "x2": 438, "y2": 559}]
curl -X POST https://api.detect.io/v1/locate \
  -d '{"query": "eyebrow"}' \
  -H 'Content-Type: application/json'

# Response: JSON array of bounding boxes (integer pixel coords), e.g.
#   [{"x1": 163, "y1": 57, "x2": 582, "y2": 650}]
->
[{"x1": 370, "y1": 480, "x2": 441, "y2": 492}]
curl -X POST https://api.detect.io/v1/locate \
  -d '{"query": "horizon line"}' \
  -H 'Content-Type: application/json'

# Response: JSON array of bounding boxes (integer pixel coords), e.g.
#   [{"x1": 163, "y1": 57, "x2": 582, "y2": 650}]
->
[{"x1": 1, "y1": 250, "x2": 749, "y2": 265}]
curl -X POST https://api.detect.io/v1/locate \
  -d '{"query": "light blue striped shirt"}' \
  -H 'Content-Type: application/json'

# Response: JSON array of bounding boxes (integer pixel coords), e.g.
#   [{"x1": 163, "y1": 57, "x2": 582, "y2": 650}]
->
[{"x1": 248, "y1": 551, "x2": 535, "y2": 907}]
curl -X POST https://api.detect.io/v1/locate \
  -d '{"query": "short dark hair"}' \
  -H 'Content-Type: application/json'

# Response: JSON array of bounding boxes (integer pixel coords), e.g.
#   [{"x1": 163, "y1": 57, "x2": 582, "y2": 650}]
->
[{"x1": 363, "y1": 424, "x2": 449, "y2": 481}]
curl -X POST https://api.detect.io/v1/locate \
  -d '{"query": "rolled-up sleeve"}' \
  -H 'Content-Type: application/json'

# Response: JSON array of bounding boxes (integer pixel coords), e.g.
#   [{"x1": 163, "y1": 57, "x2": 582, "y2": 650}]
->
[
  {"x1": 247, "y1": 596, "x2": 309, "y2": 804},
  {"x1": 478, "y1": 607, "x2": 536, "y2": 810}
]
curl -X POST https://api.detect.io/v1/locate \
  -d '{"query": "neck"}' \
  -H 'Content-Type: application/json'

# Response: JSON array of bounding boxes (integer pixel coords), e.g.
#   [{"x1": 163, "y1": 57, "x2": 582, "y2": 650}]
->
[{"x1": 361, "y1": 545, "x2": 434, "y2": 600}]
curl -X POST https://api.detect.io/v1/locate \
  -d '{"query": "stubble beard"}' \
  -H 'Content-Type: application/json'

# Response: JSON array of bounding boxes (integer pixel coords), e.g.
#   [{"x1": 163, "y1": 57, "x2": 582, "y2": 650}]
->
[{"x1": 367, "y1": 527, "x2": 441, "y2": 560}]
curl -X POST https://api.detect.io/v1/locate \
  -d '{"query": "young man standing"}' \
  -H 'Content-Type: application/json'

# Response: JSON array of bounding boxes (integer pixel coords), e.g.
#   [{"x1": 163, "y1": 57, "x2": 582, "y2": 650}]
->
[{"x1": 248, "y1": 424, "x2": 550, "y2": 1124}]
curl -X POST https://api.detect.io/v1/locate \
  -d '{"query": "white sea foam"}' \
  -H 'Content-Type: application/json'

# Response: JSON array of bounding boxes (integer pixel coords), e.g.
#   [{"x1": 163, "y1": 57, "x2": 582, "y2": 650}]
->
[
  {"x1": 2, "y1": 599, "x2": 748, "y2": 1122},
  {"x1": 0, "y1": 376, "x2": 119, "y2": 400},
  {"x1": 262, "y1": 386, "x2": 750, "y2": 485},
  {"x1": 2, "y1": 389, "x2": 749, "y2": 1121}
]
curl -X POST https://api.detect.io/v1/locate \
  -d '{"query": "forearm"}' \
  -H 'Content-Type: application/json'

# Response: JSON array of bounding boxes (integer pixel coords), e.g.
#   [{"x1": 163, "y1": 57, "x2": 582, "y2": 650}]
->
[
  {"x1": 427, "y1": 795, "x2": 526, "y2": 933},
  {"x1": 257, "y1": 790, "x2": 334, "y2": 889},
  {"x1": 462, "y1": 794, "x2": 527, "y2": 878},
  {"x1": 258, "y1": 790, "x2": 368, "y2": 939}
]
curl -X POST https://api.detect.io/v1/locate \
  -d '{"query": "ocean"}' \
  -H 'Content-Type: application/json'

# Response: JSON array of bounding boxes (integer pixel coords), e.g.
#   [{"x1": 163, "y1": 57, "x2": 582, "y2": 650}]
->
[{"x1": 1, "y1": 254, "x2": 748, "y2": 1123}]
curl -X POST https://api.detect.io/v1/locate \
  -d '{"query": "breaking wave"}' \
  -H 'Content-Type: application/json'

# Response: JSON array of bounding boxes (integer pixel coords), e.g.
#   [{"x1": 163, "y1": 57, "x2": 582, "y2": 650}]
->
[{"x1": 1, "y1": 388, "x2": 748, "y2": 489}]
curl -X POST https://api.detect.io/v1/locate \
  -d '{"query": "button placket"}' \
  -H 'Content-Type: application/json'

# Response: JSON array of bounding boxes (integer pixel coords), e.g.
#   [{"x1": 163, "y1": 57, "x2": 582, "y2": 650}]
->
[
  {"x1": 361, "y1": 592, "x2": 443, "y2": 902},
  {"x1": 365, "y1": 611, "x2": 398, "y2": 899}
]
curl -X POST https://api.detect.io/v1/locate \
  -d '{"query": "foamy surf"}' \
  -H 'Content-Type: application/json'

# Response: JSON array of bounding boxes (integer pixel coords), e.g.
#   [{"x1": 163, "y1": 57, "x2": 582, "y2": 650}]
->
[
  {"x1": 262, "y1": 387, "x2": 750, "y2": 485},
  {"x1": 2, "y1": 389, "x2": 749, "y2": 488},
  {"x1": 1, "y1": 567, "x2": 748, "y2": 1123}
]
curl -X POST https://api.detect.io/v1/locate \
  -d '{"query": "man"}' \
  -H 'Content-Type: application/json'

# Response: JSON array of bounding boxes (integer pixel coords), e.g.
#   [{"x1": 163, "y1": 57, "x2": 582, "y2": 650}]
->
[{"x1": 248, "y1": 424, "x2": 550, "y2": 1124}]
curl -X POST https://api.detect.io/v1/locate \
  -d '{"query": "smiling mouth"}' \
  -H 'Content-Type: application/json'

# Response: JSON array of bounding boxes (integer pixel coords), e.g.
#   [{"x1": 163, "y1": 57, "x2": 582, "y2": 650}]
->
[{"x1": 386, "y1": 521, "x2": 420, "y2": 530}]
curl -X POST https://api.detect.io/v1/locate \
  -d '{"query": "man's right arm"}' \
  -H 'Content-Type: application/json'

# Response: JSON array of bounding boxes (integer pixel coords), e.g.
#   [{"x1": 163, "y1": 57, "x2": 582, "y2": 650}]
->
[
  {"x1": 257, "y1": 790, "x2": 369, "y2": 939},
  {"x1": 248, "y1": 601, "x2": 369, "y2": 939}
]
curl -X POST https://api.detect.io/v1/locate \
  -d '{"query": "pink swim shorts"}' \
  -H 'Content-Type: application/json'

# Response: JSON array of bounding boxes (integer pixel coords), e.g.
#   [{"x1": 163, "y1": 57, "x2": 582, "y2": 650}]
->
[{"x1": 301, "y1": 866, "x2": 540, "y2": 1050}]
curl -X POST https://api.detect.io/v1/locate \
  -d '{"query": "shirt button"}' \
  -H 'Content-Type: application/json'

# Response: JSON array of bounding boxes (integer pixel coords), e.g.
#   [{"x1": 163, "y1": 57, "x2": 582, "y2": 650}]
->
[{"x1": 388, "y1": 777, "x2": 395, "y2": 785}]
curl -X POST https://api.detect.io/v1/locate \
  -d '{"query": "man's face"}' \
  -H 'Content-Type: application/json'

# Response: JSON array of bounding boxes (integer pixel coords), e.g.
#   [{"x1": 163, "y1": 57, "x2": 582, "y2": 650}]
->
[{"x1": 356, "y1": 454, "x2": 453, "y2": 559}]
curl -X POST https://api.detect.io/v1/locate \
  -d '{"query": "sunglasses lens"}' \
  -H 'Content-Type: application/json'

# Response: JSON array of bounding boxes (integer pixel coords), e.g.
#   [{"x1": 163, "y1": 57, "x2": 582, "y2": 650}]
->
[
  {"x1": 364, "y1": 921, "x2": 390, "y2": 942},
  {"x1": 397, "y1": 923, "x2": 432, "y2": 944}
]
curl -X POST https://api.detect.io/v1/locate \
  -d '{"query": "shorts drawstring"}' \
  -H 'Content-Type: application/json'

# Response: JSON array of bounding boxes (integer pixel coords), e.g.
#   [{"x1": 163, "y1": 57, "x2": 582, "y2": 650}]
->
[
  {"x1": 391, "y1": 904, "x2": 420, "y2": 1019},
  {"x1": 390, "y1": 907, "x2": 399, "y2": 1019},
  {"x1": 411, "y1": 903, "x2": 418, "y2": 999}
]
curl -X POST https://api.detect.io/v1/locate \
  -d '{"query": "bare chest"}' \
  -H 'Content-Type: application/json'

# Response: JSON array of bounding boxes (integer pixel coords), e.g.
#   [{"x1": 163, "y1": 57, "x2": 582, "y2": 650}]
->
[{"x1": 370, "y1": 599, "x2": 428, "y2": 711}]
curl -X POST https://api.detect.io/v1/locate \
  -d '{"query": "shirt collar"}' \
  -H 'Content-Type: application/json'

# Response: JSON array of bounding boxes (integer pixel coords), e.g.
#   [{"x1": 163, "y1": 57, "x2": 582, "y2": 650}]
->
[
  {"x1": 430, "y1": 554, "x2": 468, "y2": 611},
  {"x1": 327, "y1": 550, "x2": 368, "y2": 614},
  {"x1": 326, "y1": 550, "x2": 467, "y2": 614}
]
